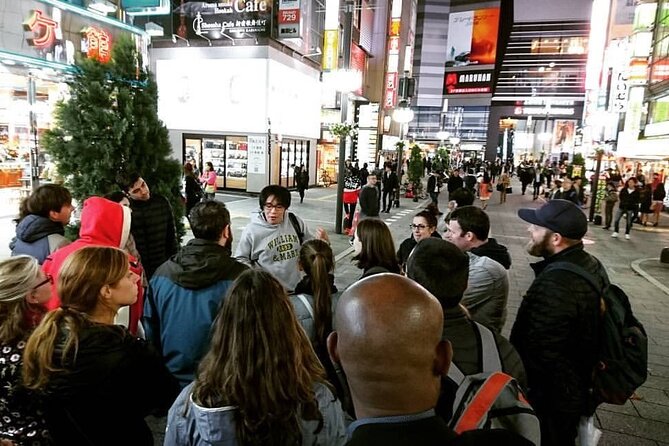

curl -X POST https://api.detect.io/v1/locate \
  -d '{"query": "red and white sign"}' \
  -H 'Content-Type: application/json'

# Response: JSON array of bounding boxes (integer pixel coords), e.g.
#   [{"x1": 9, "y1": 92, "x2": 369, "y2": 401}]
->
[
  {"x1": 278, "y1": 9, "x2": 300, "y2": 24},
  {"x1": 384, "y1": 72, "x2": 398, "y2": 108},
  {"x1": 82, "y1": 26, "x2": 112, "y2": 63},
  {"x1": 23, "y1": 10, "x2": 58, "y2": 49}
]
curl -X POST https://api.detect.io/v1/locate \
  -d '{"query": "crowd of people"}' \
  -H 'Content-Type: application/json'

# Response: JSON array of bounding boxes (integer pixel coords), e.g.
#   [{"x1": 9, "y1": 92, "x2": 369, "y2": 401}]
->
[{"x1": 0, "y1": 153, "x2": 659, "y2": 445}]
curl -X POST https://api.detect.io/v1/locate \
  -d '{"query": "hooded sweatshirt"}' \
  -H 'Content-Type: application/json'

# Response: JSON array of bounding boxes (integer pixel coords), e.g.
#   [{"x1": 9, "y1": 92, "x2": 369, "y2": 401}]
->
[
  {"x1": 235, "y1": 211, "x2": 311, "y2": 292},
  {"x1": 10, "y1": 214, "x2": 70, "y2": 264},
  {"x1": 470, "y1": 238, "x2": 512, "y2": 270},
  {"x1": 165, "y1": 381, "x2": 347, "y2": 445},
  {"x1": 145, "y1": 239, "x2": 247, "y2": 387},
  {"x1": 42, "y1": 197, "x2": 143, "y2": 333}
]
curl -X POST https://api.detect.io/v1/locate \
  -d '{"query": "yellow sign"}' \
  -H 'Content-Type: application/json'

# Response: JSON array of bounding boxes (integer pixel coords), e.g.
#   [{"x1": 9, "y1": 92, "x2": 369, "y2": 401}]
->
[{"x1": 322, "y1": 29, "x2": 338, "y2": 72}]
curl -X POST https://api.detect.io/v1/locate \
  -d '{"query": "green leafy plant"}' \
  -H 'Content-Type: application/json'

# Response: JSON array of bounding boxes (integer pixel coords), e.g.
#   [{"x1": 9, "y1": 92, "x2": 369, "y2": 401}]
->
[
  {"x1": 408, "y1": 144, "x2": 423, "y2": 201},
  {"x1": 329, "y1": 122, "x2": 358, "y2": 139},
  {"x1": 42, "y1": 35, "x2": 184, "y2": 239}
]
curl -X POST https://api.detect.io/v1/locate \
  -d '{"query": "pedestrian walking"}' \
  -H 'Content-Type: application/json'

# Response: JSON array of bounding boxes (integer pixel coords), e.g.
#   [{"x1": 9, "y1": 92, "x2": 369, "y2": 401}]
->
[
  {"x1": 602, "y1": 182, "x2": 619, "y2": 230},
  {"x1": 612, "y1": 178, "x2": 640, "y2": 239},
  {"x1": 296, "y1": 164, "x2": 309, "y2": 203}
]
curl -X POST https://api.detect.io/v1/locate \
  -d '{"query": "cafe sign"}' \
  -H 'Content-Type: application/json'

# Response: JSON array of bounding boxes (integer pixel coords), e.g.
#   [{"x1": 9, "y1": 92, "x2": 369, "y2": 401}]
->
[{"x1": 175, "y1": 0, "x2": 272, "y2": 42}]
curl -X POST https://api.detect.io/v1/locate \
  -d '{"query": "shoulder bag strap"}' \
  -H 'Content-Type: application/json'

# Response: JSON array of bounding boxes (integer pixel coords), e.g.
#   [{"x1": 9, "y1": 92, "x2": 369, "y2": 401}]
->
[
  {"x1": 288, "y1": 212, "x2": 305, "y2": 245},
  {"x1": 453, "y1": 372, "x2": 513, "y2": 434},
  {"x1": 295, "y1": 293, "x2": 314, "y2": 319},
  {"x1": 473, "y1": 321, "x2": 502, "y2": 373}
]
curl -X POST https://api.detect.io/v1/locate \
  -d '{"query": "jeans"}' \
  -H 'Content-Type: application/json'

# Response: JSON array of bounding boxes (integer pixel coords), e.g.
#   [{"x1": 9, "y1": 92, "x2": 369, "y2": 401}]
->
[
  {"x1": 614, "y1": 208, "x2": 634, "y2": 234},
  {"x1": 429, "y1": 191, "x2": 439, "y2": 205},
  {"x1": 533, "y1": 182, "x2": 542, "y2": 198}
]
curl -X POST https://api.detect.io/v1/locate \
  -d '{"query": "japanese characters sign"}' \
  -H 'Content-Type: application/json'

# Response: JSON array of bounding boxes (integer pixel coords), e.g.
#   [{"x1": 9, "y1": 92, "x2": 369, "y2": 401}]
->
[{"x1": 81, "y1": 26, "x2": 113, "y2": 63}]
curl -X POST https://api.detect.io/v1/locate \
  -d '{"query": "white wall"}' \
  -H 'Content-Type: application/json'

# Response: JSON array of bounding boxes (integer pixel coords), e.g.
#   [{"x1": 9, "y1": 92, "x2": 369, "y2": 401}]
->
[{"x1": 514, "y1": 0, "x2": 592, "y2": 22}]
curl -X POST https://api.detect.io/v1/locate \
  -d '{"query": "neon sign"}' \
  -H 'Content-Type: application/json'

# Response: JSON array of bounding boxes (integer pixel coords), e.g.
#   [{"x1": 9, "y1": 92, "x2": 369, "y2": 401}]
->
[
  {"x1": 82, "y1": 26, "x2": 112, "y2": 63},
  {"x1": 23, "y1": 10, "x2": 58, "y2": 49}
]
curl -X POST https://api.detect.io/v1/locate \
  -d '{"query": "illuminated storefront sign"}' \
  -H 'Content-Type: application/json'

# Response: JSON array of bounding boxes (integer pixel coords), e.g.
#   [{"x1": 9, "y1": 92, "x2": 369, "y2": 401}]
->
[
  {"x1": 322, "y1": 29, "x2": 338, "y2": 71},
  {"x1": 384, "y1": 11, "x2": 402, "y2": 109},
  {"x1": 23, "y1": 10, "x2": 58, "y2": 49},
  {"x1": 278, "y1": 0, "x2": 300, "y2": 39},
  {"x1": 82, "y1": 26, "x2": 112, "y2": 63},
  {"x1": 514, "y1": 106, "x2": 576, "y2": 116},
  {"x1": 444, "y1": 69, "x2": 493, "y2": 95}
]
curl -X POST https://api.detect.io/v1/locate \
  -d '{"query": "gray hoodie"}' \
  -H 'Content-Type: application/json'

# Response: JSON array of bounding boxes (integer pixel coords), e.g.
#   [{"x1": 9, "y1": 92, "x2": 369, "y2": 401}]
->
[
  {"x1": 235, "y1": 211, "x2": 312, "y2": 292},
  {"x1": 165, "y1": 382, "x2": 347, "y2": 445}
]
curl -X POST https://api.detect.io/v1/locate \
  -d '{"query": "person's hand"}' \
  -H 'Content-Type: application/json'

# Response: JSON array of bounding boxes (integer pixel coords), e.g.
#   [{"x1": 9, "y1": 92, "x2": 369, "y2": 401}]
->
[{"x1": 315, "y1": 227, "x2": 330, "y2": 243}]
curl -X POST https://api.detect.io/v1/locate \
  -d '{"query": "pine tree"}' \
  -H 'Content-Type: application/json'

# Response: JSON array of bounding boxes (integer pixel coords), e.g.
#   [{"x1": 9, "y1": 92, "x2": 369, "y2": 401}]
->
[{"x1": 42, "y1": 35, "x2": 183, "y2": 237}]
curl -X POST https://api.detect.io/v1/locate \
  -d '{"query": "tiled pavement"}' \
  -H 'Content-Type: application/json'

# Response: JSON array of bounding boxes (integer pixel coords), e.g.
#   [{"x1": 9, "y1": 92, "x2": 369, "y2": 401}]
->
[{"x1": 1, "y1": 179, "x2": 668, "y2": 445}]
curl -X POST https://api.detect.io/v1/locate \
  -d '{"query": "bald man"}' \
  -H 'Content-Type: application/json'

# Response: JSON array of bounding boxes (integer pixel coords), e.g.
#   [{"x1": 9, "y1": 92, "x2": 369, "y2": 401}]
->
[{"x1": 328, "y1": 274, "x2": 533, "y2": 446}]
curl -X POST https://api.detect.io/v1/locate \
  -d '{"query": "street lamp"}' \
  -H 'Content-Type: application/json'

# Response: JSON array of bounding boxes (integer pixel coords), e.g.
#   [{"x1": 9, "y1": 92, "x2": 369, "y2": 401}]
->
[
  {"x1": 436, "y1": 130, "x2": 450, "y2": 143},
  {"x1": 392, "y1": 99, "x2": 414, "y2": 208}
]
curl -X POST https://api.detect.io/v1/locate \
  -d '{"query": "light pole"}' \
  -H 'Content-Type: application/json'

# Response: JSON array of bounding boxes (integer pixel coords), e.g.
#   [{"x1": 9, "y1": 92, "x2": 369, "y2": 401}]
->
[{"x1": 392, "y1": 99, "x2": 414, "y2": 207}]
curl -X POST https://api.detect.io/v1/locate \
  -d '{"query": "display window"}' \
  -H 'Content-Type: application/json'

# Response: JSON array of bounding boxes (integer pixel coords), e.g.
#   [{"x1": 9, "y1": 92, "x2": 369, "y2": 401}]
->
[
  {"x1": 279, "y1": 139, "x2": 310, "y2": 189},
  {"x1": 316, "y1": 143, "x2": 338, "y2": 186},
  {"x1": 0, "y1": 66, "x2": 64, "y2": 192},
  {"x1": 183, "y1": 134, "x2": 248, "y2": 191}
]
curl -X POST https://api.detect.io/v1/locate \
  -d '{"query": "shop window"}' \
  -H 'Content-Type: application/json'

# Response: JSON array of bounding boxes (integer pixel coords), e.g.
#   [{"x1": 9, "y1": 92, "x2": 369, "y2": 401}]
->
[{"x1": 184, "y1": 134, "x2": 248, "y2": 191}]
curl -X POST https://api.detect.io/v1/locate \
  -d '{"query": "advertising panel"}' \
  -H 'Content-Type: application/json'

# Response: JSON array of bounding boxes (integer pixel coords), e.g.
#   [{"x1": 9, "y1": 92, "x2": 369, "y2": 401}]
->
[
  {"x1": 173, "y1": 0, "x2": 272, "y2": 43},
  {"x1": 445, "y1": 8, "x2": 500, "y2": 67},
  {"x1": 443, "y1": 69, "x2": 493, "y2": 95},
  {"x1": 552, "y1": 120, "x2": 576, "y2": 152}
]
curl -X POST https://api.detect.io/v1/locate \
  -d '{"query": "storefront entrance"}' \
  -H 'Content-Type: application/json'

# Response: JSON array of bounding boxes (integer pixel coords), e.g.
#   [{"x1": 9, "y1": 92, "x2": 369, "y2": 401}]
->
[
  {"x1": 278, "y1": 139, "x2": 310, "y2": 189},
  {"x1": 184, "y1": 134, "x2": 248, "y2": 190}
]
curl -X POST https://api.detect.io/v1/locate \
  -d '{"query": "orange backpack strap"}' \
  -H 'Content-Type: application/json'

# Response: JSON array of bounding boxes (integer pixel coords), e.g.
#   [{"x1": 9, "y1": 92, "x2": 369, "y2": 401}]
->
[{"x1": 453, "y1": 372, "x2": 513, "y2": 434}]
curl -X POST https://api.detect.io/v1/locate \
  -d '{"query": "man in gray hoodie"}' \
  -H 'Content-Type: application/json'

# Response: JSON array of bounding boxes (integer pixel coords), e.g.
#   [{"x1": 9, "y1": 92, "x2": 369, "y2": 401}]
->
[{"x1": 235, "y1": 185, "x2": 329, "y2": 292}]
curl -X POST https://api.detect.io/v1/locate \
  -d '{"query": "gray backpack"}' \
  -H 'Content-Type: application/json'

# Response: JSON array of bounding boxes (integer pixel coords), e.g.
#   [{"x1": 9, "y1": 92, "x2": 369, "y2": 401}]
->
[{"x1": 447, "y1": 322, "x2": 541, "y2": 445}]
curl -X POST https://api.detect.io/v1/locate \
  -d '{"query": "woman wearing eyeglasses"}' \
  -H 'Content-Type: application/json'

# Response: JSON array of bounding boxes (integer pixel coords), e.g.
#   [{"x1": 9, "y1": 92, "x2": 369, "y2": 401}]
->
[
  {"x1": 0, "y1": 256, "x2": 52, "y2": 444},
  {"x1": 396, "y1": 210, "x2": 442, "y2": 271},
  {"x1": 22, "y1": 246, "x2": 179, "y2": 445}
]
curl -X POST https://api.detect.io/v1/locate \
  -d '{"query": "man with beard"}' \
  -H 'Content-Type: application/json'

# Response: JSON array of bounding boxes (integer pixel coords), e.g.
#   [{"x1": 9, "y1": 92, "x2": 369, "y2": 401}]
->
[
  {"x1": 144, "y1": 200, "x2": 248, "y2": 387},
  {"x1": 510, "y1": 199, "x2": 609, "y2": 446}
]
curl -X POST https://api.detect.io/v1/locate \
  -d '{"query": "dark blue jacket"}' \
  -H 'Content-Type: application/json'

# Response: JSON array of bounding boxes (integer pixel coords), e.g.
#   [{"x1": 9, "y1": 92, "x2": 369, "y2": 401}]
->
[
  {"x1": 10, "y1": 214, "x2": 68, "y2": 264},
  {"x1": 144, "y1": 239, "x2": 247, "y2": 387}
]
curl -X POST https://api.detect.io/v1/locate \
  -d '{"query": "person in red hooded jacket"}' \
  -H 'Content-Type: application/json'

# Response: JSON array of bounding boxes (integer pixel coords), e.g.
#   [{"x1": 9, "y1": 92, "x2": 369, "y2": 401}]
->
[{"x1": 42, "y1": 196, "x2": 145, "y2": 335}]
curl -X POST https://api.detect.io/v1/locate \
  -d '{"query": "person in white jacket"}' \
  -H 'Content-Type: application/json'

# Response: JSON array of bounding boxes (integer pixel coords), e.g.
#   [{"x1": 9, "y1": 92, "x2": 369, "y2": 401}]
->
[{"x1": 235, "y1": 185, "x2": 329, "y2": 292}]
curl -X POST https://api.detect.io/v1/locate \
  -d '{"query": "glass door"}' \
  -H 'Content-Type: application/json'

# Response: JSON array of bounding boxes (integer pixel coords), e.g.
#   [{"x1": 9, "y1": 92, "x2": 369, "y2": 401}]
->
[
  {"x1": 202, "y1": 137, "x2": 226, "y2": 189},
  {"x1": 184, "y1": 138, "x2": 202, "y2": 176},
  {"x1": 225, "y1": 136, "x2": 248, "y2": 190}
]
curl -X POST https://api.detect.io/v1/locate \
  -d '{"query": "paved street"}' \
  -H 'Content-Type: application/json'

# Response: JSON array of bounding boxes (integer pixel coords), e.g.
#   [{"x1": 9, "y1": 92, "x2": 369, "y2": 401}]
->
[{"x1": 1, "y1": 180, "x2": 668, "y2": 444}]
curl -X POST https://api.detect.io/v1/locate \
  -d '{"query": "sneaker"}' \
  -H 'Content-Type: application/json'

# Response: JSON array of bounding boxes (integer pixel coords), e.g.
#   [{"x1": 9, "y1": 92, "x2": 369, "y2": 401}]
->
[
  {"x1": 611, "y1": 232, "x2": 619, "y2": 238},
  {"x1": 625, "y1": 234, "x2": 630, "y2": 240},
  {"x1": 348, "y1": 239, "x2": 354, "y2": 247}
]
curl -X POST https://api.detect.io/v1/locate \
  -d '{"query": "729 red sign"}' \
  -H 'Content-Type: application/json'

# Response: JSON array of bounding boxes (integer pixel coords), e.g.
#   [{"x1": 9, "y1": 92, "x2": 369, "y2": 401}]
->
[{"x1": 278, "y1": 9, "x2": 300, "y2": 24}]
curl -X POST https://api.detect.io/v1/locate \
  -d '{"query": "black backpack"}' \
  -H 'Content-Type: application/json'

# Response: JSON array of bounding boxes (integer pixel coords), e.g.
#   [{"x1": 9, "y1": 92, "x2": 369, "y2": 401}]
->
[{"x1": 543, "y1": 261, "x2": 648, "y2": 408}]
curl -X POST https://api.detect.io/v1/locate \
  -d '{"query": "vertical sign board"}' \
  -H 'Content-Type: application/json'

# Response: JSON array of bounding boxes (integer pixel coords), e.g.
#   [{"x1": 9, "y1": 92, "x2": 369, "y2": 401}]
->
[
  {"x1": 278, "y1": 0, "x2": 300, "y2": 39},
  {"x1": 322, "y1": 29, "x2": 338, "y2": 71},
  {"x1": 384, "y1": 17, "x2": 401, "y2": 109}
]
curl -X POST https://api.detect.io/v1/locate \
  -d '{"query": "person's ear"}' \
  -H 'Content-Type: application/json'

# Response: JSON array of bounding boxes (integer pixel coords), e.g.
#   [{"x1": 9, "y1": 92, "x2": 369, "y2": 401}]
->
[
  {"x1": 434, "y1": 339, "x2": 453, "y2": 376},
  {"x1": 99, "y1": 284, "x2": 112, "y2": 302},
  {"x1": 327, "y1": 331, "x2": 340, "y2": 366},
  {"x1": 26, "y1": 290, "x2": 39, "y2": 305},
  {"x1": 48, "y1": 209, "x2": 61, "y2": 222}
]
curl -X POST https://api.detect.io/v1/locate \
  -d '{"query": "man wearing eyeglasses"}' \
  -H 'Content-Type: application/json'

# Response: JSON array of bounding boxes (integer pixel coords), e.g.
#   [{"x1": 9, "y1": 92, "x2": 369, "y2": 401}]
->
[
  {"x1": 235, "y1": 185, "x2": 329, "y2": 292},
  {"x1": 116, "y1": 172, "x2": 178, "y2": 279}
]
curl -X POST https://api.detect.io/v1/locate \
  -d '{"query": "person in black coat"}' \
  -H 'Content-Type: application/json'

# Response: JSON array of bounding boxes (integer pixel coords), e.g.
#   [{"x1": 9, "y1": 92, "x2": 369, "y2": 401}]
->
[
  {"x1": 296, "y1": 164, "x2": 309, "y2": 203},
  {"x1": 447, "y1": 169, "x2": 464, "y2": 195},
  {"x1": 117, "y1": 172, "x2": 178, "y2": 278},
  {"x1": 612, "y1": 178, "x2": 641, "y2": 239},
  {"x1": 381, "y1": 165, "x2": 399, "y2": 213},
  {"x1": 396, "y1": 210, "x2": 441, "y2": 270},
  {"x1": 184, "y1": 162, "x2": 203, "y2": 218},
  {"x1": 512, "y1": 200, "x2": 609, "y2": 446}
]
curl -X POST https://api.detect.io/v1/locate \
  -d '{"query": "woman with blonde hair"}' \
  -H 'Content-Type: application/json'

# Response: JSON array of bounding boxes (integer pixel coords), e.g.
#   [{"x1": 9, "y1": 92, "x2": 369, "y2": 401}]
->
[
  {"x1": 0, "y1": 256, "x2": 51, "y2": 444},
  {"x1": 22, "y1": 246, "x2": 178, "y2": 445},
  {"x1": 166, "y1": 269, "x2": 346, "y2": 445}
]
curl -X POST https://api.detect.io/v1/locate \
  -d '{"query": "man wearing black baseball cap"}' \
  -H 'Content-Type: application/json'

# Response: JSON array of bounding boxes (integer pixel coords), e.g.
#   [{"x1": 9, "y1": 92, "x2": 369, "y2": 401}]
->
[{"x1": 510, "y1": 199, "x2": 610, "y2": 446}]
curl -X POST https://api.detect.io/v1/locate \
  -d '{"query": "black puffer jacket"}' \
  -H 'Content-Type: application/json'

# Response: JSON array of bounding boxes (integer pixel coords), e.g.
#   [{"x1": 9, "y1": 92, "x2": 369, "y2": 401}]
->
[
  {"x1": 470, "y1": 238, "x2": 512, "y2": 269},
  {"x1": 43, "y1": 322, "x2": 179, "y2": 445},
  {"x1": 130, "y1": 194, "x2": 178, "y2": 278},
  {"x1": 618, "y1": 187, "x2": 640, "y2": 211},
  {"x1": 510, "y1": 243, "x2": 609, "y2": 415}
]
